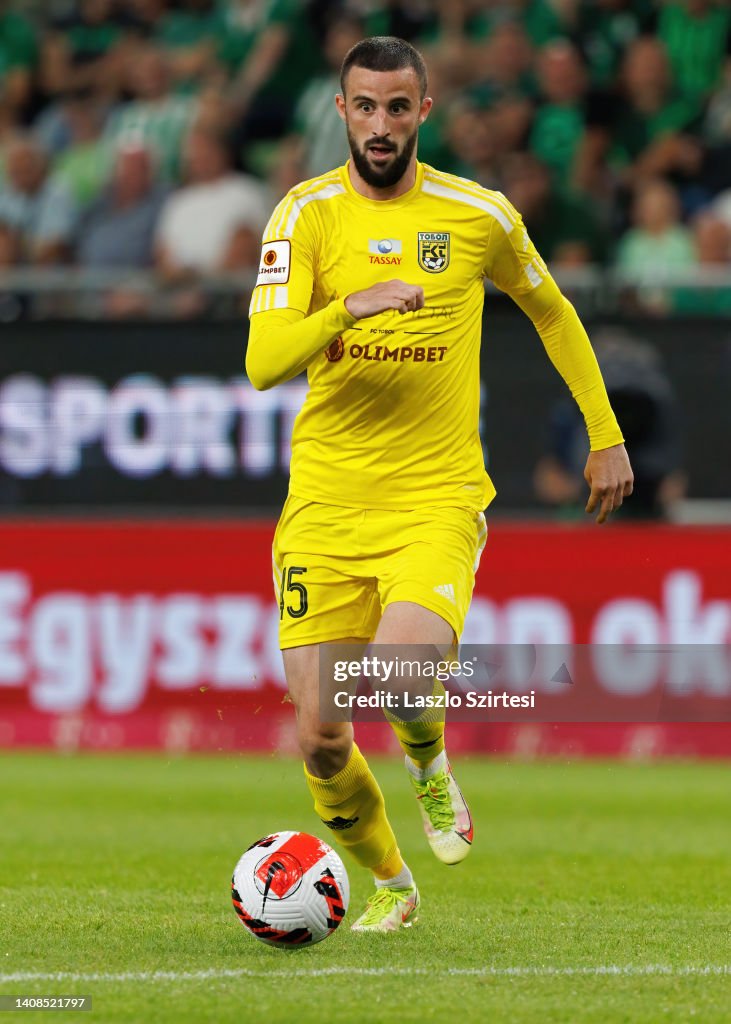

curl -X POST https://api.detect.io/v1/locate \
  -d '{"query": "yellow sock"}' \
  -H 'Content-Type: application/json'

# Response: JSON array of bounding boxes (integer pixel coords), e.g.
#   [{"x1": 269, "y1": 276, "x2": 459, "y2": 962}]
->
[
  {"x1": 386, "y1": 677, "x2": 446, "y2": 766},
  {"x1": 304, "y1": 743, "x2": 403, "y2": 880},
  {"x1": 389, "y1": 717, "x2": 445, "y2": 766}
]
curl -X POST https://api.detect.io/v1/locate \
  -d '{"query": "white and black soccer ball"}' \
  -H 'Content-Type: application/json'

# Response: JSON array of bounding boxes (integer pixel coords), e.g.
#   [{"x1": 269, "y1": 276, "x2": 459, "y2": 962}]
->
[{"x1": 232, "y1": 831, "x2": 350, "y2": 948}]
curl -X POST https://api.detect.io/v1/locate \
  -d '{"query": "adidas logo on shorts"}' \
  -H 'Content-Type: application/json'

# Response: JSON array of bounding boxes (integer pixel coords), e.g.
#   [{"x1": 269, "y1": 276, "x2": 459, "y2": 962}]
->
[{"x1": 433, "y1": 583, "x2": 456, "y2": 603}]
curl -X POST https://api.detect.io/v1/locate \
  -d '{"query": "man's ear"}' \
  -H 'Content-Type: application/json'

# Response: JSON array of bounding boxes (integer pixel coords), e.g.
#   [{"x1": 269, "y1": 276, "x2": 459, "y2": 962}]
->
[
  {"x1": 335, "y1": 93, "x2": 347, "y2": 123},
  {"x1": 419, "y1": 96, "x2": 433, "y2": 125}
]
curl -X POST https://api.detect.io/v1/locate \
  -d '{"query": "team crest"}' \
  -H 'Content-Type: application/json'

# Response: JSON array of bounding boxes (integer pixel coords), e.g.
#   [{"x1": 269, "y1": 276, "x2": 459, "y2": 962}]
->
[{"x1": 417, "y1": 232, "x2": 450, "y2": 273}]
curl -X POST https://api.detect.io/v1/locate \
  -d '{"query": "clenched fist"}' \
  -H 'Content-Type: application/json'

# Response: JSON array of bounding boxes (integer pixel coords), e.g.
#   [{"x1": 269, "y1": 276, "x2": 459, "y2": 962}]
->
[{"x1": 345, "y1": 279, "x2": 425, "y2": 319}]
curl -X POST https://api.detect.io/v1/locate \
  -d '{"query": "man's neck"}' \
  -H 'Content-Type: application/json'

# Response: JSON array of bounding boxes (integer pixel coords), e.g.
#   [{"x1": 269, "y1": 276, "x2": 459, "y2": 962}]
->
[{"x1": 347, "y1": 158, "x2": 418, "y2": 201}]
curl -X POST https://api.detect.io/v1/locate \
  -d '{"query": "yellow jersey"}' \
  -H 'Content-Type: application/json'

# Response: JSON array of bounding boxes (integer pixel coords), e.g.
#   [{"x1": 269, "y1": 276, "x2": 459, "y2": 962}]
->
[{"x1": 248, "y1": 161, "x2": 622, "y2": 511}]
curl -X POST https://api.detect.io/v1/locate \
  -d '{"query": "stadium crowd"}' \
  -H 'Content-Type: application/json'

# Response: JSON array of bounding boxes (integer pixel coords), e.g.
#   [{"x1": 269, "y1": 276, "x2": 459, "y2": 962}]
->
[{"x1": 0, "y1": 0, "x2": 730, "y2": 315}]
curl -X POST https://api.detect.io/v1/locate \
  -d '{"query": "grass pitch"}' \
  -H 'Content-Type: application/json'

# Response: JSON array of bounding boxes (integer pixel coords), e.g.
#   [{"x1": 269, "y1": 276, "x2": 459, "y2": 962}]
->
[{"x1": 1, "y1": 752, "x2": 729, "y2": 1023}]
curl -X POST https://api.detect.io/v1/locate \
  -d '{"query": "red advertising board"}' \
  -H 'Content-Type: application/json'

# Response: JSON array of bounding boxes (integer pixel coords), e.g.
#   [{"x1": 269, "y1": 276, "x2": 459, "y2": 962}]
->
[{"x1": 0, "y1": 521, "x2": 729, "y2": 757}]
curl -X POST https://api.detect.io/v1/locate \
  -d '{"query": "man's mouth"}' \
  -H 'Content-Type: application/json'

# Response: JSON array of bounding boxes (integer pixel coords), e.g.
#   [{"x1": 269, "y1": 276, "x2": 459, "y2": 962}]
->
[{"x1": 368, "y1": 144, "x2": 395, "y2": 160}]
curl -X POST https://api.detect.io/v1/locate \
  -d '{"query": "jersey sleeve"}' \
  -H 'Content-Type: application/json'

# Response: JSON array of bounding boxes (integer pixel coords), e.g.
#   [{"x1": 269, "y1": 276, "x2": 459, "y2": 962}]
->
[
  {"x1": 483, "y1": 193, "x2": 549, "y2": 298},
  {"x1": 246, "y1": 187, "x2": 356, "y2": 390},
  {"x1": 484, "y1": 194, "x2": 624, "y2": 452},
  {"x1": 248, "y1": 191, "x2": 317, "y2": 317}
]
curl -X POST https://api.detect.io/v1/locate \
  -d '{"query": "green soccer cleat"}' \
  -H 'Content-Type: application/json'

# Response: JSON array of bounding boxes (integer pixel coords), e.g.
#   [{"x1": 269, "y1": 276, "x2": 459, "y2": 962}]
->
[
  {"x1": 350, "y1": 884, "x2": 420, "y2": 932},
  {"x1": 408, "y1": 758, "x2": 474, "y2": 865}
]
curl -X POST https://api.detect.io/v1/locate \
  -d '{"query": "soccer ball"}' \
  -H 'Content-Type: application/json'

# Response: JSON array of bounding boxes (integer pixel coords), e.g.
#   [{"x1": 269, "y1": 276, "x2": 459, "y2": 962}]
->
[{"x1": 231, "y1": 831, "x2": 350, "y2": 948}]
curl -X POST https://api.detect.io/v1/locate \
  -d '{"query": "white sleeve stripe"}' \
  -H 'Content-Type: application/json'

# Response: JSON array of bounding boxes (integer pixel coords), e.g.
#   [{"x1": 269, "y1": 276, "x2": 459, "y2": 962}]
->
[
  {"x1": 422, "y1": 178, "x2": 514, "y2": 233},
  {"x1": 268, "y1": 194, "x2": 295, "y2": 239},
  {"x1": 525, "y1": 261, "x2": 543, "y2": 288},
  {"x1": 282, "y1": 183, "x2": 345, "y2": 238},
  {"x1": 424, "y1": 170, "x2": 517, "y2": 224},
  {"x1": 480, "y1": 189, "x2": 516, "y2": 223},
  {"x1": 267, "y1": 174, "x2": 342, "y2": 239},
  {"x1": 249, "y1": 287, "x2": 295, "y2": 314}
]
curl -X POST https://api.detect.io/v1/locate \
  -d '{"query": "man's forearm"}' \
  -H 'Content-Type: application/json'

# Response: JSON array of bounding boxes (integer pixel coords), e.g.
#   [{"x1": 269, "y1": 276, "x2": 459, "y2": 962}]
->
[
  {"x1": 514, "y1": 279, "x2": 624, "y2": 450},
  {"x1": 246, "y1": 298, "x2": 356, "y2": 390}
]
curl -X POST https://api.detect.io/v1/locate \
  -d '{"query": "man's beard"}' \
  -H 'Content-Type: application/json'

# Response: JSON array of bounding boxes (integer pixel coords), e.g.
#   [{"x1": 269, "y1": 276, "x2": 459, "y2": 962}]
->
[{"x1": 347, "y1": 125, "x2": 418, "y2": 189}]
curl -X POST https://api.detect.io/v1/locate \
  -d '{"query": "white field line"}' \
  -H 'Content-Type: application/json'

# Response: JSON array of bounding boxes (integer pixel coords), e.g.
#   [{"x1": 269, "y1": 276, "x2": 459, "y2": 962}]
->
[{"x1": 0, "y1": 965, "x2": 730, "y2": 984}]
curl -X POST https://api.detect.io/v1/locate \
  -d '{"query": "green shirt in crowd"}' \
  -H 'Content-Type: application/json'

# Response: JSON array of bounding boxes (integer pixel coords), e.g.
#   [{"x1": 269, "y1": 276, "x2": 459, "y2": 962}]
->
[
  {"x1": 217, "y1": 0, "x2": 324, "y2": 108},
  {"x1": 615, "y1": 226, "x2": 696, "y2": 276},
  {"x1": 659, "y1": 2, "x2": 731, "y2": 100},
  {"x1": 0, "y1": 10, "x2": 38, "y2": 77},
  {"x1": 530, "y1": 103, "x2": 585, "y2": 182}
]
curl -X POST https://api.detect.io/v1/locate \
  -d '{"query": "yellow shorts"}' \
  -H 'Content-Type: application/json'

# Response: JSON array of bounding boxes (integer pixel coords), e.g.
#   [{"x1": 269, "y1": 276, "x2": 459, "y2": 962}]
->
[{"x1": 272, "y1": 495, "x2": 487, "y2": 649}]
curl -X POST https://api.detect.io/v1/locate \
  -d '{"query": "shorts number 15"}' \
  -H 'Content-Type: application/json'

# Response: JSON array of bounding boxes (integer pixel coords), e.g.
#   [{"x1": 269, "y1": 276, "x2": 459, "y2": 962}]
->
[{"x1": 279, "y1": 566, "x2": 309, "y2": 619}]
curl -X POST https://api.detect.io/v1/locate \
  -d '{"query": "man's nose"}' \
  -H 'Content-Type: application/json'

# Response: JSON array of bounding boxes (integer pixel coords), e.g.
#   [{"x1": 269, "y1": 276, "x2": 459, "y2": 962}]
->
[{"x1": 371, "y1": 108, "x2": 390, "y2": 136}]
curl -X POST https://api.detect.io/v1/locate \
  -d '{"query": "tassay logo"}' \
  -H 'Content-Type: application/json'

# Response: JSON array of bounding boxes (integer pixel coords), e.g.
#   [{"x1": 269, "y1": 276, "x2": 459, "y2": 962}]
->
[{"x1": 368, "y1": 238, "x2": 402, "y2": 265}]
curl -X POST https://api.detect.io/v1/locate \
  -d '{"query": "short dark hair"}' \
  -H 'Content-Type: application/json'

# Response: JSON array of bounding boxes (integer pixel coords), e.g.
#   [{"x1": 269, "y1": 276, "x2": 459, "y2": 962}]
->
[{"x1": 340, "y1": 36, "x2": 428, "y2": 100}]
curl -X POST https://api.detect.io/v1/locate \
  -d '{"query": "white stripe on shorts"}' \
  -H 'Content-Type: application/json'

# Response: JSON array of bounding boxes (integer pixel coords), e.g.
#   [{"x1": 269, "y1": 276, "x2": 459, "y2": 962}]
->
[{"x1": 474, "y1": 512, "x2": 487, "y2": 572}]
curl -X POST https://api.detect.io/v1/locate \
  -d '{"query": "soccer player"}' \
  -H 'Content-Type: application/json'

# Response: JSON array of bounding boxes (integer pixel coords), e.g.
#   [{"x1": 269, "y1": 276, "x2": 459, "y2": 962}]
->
[{"x1": 246, "y1": 37, "x2": 633, "y2": 932}]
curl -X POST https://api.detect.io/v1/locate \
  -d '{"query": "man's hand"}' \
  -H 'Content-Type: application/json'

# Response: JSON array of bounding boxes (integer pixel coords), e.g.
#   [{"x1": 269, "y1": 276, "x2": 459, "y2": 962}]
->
[
  {"x1": 584, "y1": 443, "x2": 634, "y2": 524},
  {"x1": 345, "y1": 279, "x2": 425, "y2": 319}
]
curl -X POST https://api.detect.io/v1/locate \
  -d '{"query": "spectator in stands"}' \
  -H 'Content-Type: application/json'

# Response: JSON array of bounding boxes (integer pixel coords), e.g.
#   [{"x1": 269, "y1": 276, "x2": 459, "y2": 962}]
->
[
  {"x1": 0, "y1": 133, "x2": 77, "y2": 264},
  {"x1": 470, "y1": 19, "x2": 535, "y2": 100},
  {"x1": 153, "y1": 0, "x2": 223, "y2": 94},
  {"x1": 0, "y1": 2, "x2": 38, "y2": 132},
  {"x1": 520, "y1": 0, "x2": 577, "y2": 47},
  {"x1": 616, "y1": 178, "x2": 695, "y2": 270},
  {"x1": 225, "y1": 0, "x2": 326, "y2": 143},
  {"x1": 443, "y1": 99, "x2": 500, "y2": 189},
  {"x1": 529, "y1": 40, "x2": 589, "y2": 186},
  {"x1": 657, "y1": 0, "x2": 731, "y2": 103},
  {"x1": 34, "y1": 82, "x2": 103, "y2": 158},
  {"x1": 105, "y1": 45, "x2": 198, "y2": 180},
  {"x1": 288, "y1": 13, "x2": 363, "y2": 180},
  {"x1": 113, "y1": 0, "x2": 167, "y2": 47},
  {"x1": 77, "y1": 140, "x2": 168, "y2": 268},
  {"x1": 690, "y1": 210, "x2": 731, "y2": 265},
  {"x1": 488, "y1": 93, "x2": 534, "y2": 164},
  {"x1": 356, "y1": 0, "x2": 437, "y2": 42},
  {"x1": 39, "y1": 0, "x2": 126, "y2": 105},
  {"x1": 449, "y1": 22, "x2": 535, "y2": 179},
  {"x1": 155, "y1": 124, "x2": 270, "y2": 280},
  {"x1": 573, "y1": 0, "x2": 656, "y2": 88},
  {"x1": 46, "y1": 90, "x2": 113, "y2": 208},
  {"x1": 581, "y1": 36, "x2": 704, "y2": 194},
  {"x1": 671, "y1": 211, "x2": 731, "y2": 315},
  {"x1": 615, "y1": 178, "x2": 695, "y2": 312},
  {"x1": 215, "y1": 0, "x2": 276, "y2": 87},
  {"x1": 502, "y1": 152, "x2": 609, "y2": 265}
]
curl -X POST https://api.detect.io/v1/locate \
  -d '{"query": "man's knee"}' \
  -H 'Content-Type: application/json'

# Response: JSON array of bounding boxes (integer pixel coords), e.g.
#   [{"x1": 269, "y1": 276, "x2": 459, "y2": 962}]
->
[{"x1": 298, "y1": 720, "x2": 352, "y2": 777}]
